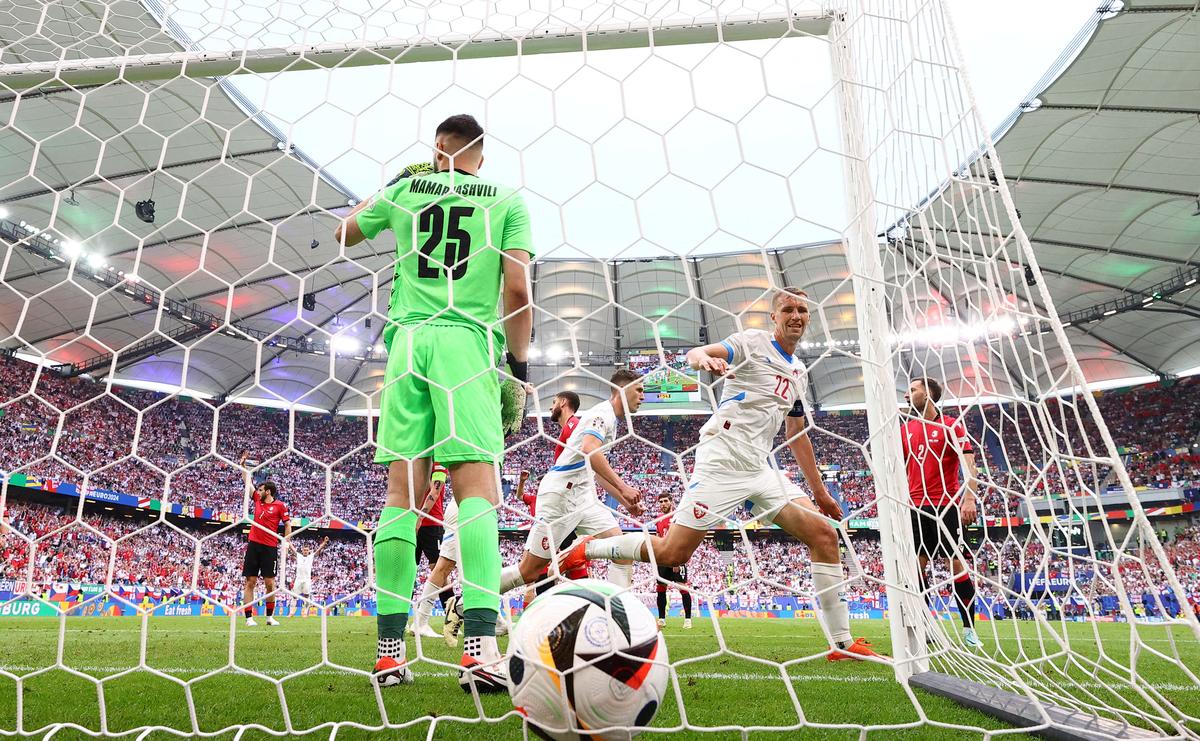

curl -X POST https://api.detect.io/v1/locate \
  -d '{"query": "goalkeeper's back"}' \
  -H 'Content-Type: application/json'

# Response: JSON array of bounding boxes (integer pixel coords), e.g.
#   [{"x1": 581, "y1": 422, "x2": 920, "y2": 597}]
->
[{"x1": 356, "y1": 167, "x2": 533, "y2": 349}]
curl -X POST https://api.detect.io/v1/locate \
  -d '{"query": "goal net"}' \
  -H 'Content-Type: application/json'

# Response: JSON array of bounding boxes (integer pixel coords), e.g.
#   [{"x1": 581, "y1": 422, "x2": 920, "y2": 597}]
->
[{"x1": 1, "y1": 0, "x2": 1198, "y2": 738}]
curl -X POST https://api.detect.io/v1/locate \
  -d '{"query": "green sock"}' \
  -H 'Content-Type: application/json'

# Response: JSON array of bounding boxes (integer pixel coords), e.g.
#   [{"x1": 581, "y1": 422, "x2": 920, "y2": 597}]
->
[
  {"x1": 374, "y1": 505, "x2": 418, "y2": 639},
  {"x1": 457, "y1": 497, "x2": 500, "y2": 637}
]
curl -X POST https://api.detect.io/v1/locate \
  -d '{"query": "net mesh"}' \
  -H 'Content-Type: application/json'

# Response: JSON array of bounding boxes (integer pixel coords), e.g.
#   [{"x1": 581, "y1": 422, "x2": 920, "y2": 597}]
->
[{"x1": 1, "y1": 0, "x2": 1198, "y2": 737}]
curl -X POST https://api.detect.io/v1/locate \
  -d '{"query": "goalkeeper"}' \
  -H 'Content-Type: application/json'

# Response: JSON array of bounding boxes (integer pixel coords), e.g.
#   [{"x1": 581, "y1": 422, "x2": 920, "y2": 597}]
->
[{"x1": 334, "y1": 114, "x2": 533, "y2": 695}]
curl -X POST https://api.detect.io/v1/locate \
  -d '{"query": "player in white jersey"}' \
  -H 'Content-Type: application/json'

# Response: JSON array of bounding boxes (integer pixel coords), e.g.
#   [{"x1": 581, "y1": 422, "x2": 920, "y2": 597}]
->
[
  {"x1": 496, "y1": 369, "x2": 646, "y2": 595},
  {"x1": 562, "y1": 287, "x2": 885, "y2": 661},
  {"x1": 410, "y1": 497, "x2": 513, "y2": 648},
  {"x1": 290, "y1": 537, "x2": 328, "y2": 616}
]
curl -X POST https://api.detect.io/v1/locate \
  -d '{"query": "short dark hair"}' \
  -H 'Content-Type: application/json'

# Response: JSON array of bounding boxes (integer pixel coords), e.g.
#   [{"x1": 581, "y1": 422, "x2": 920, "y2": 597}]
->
[
  {"x1": 435, "y1": 114, "x2": 484, "y2": 153},
  {"x1": 657, "y1": 492, "x2": 672, "y2": 501},
  {"x1": 772, "y1": 286, "x2": 808, "y2": 310},
  {"x1": 555, "y1": 390, "x2": 581, "y2": 412},
  {"x1": 610, "y1": 369, "x2": 642, "y2": 389},
  {"x1": 916, "y1": 377, "x2": 943, "y2": 403},
  {"x1": 259, "y1": 480, "x2": 278, "y2": 498}
]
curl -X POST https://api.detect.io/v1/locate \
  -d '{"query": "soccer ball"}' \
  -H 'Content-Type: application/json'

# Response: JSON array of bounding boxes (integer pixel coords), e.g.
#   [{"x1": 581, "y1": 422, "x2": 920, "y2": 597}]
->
[{"x1": 507, "y1": 579, "x2": 669, "y2": 740}]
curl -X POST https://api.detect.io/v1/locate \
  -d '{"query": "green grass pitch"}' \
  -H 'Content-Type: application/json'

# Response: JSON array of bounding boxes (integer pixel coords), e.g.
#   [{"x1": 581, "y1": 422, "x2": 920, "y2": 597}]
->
[{"x1": 0, "y1": 617, "x2": 1196, "y2": 740}]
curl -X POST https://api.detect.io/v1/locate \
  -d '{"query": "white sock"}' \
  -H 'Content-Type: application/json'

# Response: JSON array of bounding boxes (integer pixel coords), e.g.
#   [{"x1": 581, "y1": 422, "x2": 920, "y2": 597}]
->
[
  {"x1": 415, "y1": 578, "x2": 439, "y2": 626},
  {"x1": 608, "y1": 562, "x2": 633, "y2": 588},
  {"x1": 463, "y1": 635, "x2": 501, "y2": 663},
  {"x1": 585, "y1": 533, "x2": 646, "y2": 562},
  {"x1": 811, "y1": 561, "x2": 852, "y2": 645},
  {"x1": 498, "y1": 564, "x2": 525, "y2": 594}
]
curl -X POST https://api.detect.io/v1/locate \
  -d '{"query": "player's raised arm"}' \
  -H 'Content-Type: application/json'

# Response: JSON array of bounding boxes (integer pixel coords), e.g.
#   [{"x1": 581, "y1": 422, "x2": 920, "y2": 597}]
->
[
  {"x1": 335, "y1": 162, "x2": 433, "y2": 247},
  {"x1": 784, "y1": 412, "x2": 841, "y2": 521},
  {"x1": 686, "y1": 342, "x2": 734, "y2": 376},
  {"x1": 239, "y1": 451, "x2": 254, "y2": 499},
  {"x1": 315, "y1": 536, "x2": 329, "y2": 557}
]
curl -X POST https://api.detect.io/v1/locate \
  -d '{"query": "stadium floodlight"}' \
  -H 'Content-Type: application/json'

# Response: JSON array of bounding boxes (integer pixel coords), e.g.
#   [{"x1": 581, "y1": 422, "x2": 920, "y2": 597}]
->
[
  {"x1": 331, "y1": 336, "x2": 359, "y2": 354},
  {"x1": 60, "y1": 240, "x2": 81, "y2": 258}
]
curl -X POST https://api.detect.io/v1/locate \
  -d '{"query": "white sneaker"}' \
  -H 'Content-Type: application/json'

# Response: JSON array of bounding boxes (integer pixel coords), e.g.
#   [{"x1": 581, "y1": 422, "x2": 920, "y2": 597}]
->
[
  {"x1": 266, "y1": 617, "x2": 280, "y2": 626},
  {"x1": 963, "y1": 627, "x2": 983, "y2": 650},
  {"x1": 418, "y1": 624, "x2": 441, "y2": 639},
  {"x1": 246, "y1": 617, "x2": 258, "y2": 627},
  {"x1": 656, "y1": 618, "x2": 666, "y2": 628},
  {"x1": 459, "y1": 636, "x2": 508, "y2": 694},
  {"x1": 683, "y1": 618, "x2": 693, "y2": 629}
]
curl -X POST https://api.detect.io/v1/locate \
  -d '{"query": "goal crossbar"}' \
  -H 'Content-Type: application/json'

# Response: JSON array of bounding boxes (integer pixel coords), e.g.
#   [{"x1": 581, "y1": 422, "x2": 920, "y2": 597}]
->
[{"x1": 0, "y1": 13, "x2": 831, "y2": 91}]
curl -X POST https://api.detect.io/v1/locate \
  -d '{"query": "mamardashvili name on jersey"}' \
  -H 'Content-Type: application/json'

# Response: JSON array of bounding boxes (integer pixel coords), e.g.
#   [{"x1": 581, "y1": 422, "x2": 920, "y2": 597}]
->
[{"x1": 696, "y1": 329, "x2": 810, "y2": 473}]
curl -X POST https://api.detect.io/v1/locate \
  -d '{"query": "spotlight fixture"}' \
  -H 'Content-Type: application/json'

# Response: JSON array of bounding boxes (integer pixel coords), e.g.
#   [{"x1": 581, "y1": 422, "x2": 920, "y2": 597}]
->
[
  {"x1": 302, "y1": 292, "x2": 316, "y2": 312},
  {"x1": 134, "y1": 199, "x2": 156, "y2": 223},
  {"x1": 1024, "y1": 264, "x2": 1036, "y2": 287},
  {"x1": 63, "y1": 189, "x2": 79, "y2": 207},
  {"x1": 310, "y1": 238, "x2": 319, "y2": 249}
]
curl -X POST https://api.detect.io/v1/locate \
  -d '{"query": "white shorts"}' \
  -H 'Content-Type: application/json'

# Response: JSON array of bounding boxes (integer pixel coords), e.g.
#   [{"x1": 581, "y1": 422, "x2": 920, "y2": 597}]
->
[
  {"x1": 438, "y1": 499, "x2": 461, "y2": 563},
  {"x1": 524, "y1": 493, "x2": 620, "y2": 560},
  {"x1": 293, "y1": 579, "x2": 312, "y2": 595},
  {"x1": 674, "y1": 467, "x2": 806, "y2": 530}
]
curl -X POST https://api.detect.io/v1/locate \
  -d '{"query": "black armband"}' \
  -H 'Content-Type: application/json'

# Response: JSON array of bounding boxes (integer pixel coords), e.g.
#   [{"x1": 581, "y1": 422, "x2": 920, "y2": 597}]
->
[
  {"x1": 787, "y1": 399, "x2": 806, "y2": 418},
  {"x1": 506, "y1": 351, "x2": 529, "y2": 383}
]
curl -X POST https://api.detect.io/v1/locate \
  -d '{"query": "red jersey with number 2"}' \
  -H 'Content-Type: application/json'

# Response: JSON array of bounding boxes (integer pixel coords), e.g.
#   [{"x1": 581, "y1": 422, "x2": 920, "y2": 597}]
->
[
  {"x1": 901, "y1": 414, "x2": 971, "y2": 508},
  {"x1": 248, "y1": 491, "x2": 288, "y2": 547}
]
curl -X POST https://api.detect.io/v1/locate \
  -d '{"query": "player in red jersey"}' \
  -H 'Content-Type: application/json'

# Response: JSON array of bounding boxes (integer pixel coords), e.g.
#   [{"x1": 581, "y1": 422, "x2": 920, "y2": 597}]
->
[
  {"x1": 654, "y1": 493, "x2": 693, "y2": 629},
  {"x1": 513, "y1": 390, "x2": 589, "y2": 603},
  {"x1": 239, "y1": 452, "x2": 292, "y2": 627},
  {"x1": 410, "y1": 463, "x2": 451, "y2": 639},
  {"x1": 901, "y1": 378, "x2": 982, "y2": 649}
]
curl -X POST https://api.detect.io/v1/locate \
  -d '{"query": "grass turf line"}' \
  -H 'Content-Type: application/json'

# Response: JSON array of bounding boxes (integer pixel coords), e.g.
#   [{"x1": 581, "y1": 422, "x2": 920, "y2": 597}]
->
[{"x1": 0, "y1": 617, "x2": 1196, "y2": 740}]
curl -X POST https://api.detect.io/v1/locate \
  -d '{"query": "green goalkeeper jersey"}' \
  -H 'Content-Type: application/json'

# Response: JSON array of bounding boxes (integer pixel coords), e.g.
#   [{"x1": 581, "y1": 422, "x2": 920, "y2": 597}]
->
[{"x1": 355, "y1": 169, "x2": 534, "y2": 349}]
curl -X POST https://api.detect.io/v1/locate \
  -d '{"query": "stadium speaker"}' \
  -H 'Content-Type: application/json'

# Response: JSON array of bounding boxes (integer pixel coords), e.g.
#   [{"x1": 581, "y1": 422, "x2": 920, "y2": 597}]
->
[
  {"x1": 365, "y1": 318, "x2": 372, "y2": 329},
  {"x1": 1024, "y1": 265, "x2": 1036, "y2": 287},
  {"x1": 302, "y1": 293, "x2": 316, "y2": 312},
  {"x1": 699, "y1": 327, "x2": 708, "y2": 342},
  {"x1": 134, "y1": 199, "x2": 156, "y2": 223}
]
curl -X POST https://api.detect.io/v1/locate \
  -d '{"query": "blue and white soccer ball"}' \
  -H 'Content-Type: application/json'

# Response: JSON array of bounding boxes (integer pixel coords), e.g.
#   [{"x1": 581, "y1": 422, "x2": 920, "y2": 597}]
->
[{"x1": 507, "y1": 579, "x2": 669, "y2": 740}]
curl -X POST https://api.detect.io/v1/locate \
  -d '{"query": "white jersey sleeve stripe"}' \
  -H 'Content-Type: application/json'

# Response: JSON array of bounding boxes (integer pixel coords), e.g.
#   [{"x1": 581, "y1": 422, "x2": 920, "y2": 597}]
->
[{"x1": 581, "y1": 429, "x2": 604, "y2": 442}]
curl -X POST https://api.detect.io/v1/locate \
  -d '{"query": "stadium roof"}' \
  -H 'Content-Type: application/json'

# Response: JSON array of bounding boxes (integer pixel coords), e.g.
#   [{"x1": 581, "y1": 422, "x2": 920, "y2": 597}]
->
[{"x1": 0, "y1": 0, "x2": 1197, "y2": 413}]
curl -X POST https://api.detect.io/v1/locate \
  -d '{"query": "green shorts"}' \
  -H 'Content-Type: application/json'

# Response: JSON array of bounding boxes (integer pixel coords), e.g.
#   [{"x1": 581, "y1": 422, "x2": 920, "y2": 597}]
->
[{"x1": 375, "y1": 323, "x2": 503, "y2": 465}]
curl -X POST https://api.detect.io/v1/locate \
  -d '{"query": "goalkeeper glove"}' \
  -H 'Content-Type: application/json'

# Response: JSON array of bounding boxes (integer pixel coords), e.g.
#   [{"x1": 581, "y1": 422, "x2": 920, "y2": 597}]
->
[
  {"x1": 385, "y1": 162, "x2": 434, "y2": 186},
  {"x1": 500, "y1": 351, "x2": 529, "y2": 438}
]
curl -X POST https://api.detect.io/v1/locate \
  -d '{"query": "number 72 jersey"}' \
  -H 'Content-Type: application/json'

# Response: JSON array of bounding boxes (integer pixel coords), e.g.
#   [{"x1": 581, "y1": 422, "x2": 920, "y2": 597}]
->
[
  {"x1": 696, "y1": 329, "x2": 810, "y2": 473},
  {"x1": 354, "y1": 169, "x2": 535, "y2": 351}
]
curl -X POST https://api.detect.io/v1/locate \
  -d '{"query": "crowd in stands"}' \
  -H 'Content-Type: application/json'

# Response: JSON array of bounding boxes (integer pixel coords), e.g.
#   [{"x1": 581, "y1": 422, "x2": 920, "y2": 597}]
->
[
  {"x1": 3, "y1": 495, "x2": 1197, "y2": 619},
  {"x1": 4, "y1": 354, "x2": 1200, "y2": 615}
]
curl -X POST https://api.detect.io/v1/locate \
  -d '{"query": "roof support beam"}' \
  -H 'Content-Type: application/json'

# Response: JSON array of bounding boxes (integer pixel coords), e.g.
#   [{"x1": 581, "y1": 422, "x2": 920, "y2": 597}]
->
[
  {"x1": 927, "y1": 239, "x2": 1197, "y2": 312},
  {"x1": 1034, "y1": 103, "x2": 1200, "y2": 116},
  {"x1": 1011, "y1": 175, "x2": 1197, "y2": 200},
  {"x1": 220, "y1": 289, "x2": 378, "y2": 398},
  {"x1": 1071, "y1": 324, "x2": 1162, "y2": 375},
  {"x1": 611, "y1": 262, "x2": 621, "y2": 358},
  {"x1": 3, "y1": 204, "x2": 347, "y2": 283},
  {"x1": 0, "y1": 147, "x2": 282, "y2": 205},
  {"x1": 936, "y1": 229, "x2": 1192, "y2": 266}
]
